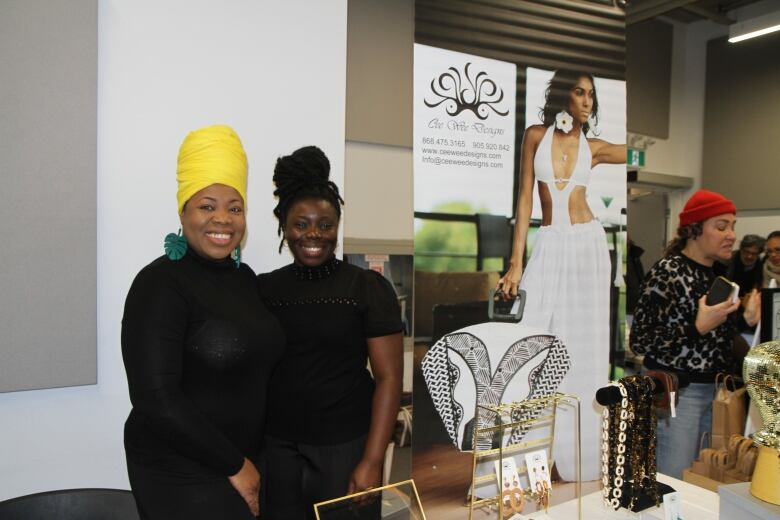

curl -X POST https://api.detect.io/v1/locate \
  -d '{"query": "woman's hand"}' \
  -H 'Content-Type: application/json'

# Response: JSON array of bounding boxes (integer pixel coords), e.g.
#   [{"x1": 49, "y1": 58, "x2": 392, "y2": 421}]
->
[
  {"x1": 228, "y1": 457, "x2": 260, "y2": 517},
  {"x1": 347, "y1": 457, "x2": 382, "y2": 495},
  {"x1": 742, "y1": 289, "x2": 761, "y2": 327},
  {"x1": 497, "y1": 264, "x2": 522, "y2": 299},
  {"x1": 694, "y1": 295, "x2": 740, "y2": 335}
]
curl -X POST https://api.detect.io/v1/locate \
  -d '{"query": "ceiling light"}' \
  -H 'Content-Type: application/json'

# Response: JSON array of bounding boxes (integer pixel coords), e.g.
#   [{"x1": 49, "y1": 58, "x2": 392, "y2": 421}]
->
[{"x1": 729, "y1": 10, "x2": 780, "y2": 43}]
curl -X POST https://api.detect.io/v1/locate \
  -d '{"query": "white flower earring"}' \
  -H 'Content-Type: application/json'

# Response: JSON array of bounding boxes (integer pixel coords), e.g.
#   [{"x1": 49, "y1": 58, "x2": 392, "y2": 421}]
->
[{"x1": 555, "y1": 110, "x2": 573, "y2": 133}]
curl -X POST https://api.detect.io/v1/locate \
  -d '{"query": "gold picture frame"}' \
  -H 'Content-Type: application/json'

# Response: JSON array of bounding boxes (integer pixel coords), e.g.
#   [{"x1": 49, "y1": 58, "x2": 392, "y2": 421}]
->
[{"x1": 313, "y1": 479, "x2": 426, "y2": 520}]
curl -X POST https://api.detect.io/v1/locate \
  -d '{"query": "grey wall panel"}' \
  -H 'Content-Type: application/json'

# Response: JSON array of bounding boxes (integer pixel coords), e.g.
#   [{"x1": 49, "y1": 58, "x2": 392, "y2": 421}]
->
[
  {"x1": 702, "y1": 33, "x2": 780, "y2": 210},
  {"x1": 626, "y1": 19, "x2": 672, "y2": 138},
  {"x1": 0, "y1": 0, "x2": 98, "y2": 392},
  {"x1": 346, "y1": 0, "x2": 414, "y2": 147}
]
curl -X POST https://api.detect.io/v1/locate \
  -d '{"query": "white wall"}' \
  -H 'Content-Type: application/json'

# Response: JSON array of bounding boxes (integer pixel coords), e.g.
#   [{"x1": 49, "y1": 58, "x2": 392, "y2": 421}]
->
[
  {"x1": 0, "y1": 0, "x2": 347, "y2": 501},
  {"x1": 733, "y1": 213, "x2": 780, "y2": 241}
]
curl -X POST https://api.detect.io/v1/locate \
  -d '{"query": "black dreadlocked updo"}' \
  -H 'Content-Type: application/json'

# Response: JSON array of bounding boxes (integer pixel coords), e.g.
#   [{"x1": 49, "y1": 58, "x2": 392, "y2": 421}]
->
[{"x1": 272, "y1": 145, "x2": 344, "y2": 252}]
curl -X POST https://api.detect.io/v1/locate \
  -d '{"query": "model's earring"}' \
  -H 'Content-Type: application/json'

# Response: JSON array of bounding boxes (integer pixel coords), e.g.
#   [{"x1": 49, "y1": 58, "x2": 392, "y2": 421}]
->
[
  {"x1": 164, "y1": 228, "x2": 187, "y2": 261},
  {"x1": 555, "y1": 110, "x2": 573, "y2": 133},
  {"x1": 231, "y1": 245, "x2": 241, "y2": 268}
]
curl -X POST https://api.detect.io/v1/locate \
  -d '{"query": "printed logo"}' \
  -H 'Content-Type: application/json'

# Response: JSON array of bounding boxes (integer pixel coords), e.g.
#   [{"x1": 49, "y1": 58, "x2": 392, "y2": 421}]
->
[{"x1": 424, "y1": 62, "x2": 510, "y2": 120}]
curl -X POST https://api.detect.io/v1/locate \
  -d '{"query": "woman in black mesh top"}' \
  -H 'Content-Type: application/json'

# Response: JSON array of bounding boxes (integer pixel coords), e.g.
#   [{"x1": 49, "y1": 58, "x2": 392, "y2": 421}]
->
[
  {"x1": 121, "y1": 125, "x2": 285, "y2": 519},
  {"x1": 258, "y1": 146, "x2": 403, "y2": 519}
]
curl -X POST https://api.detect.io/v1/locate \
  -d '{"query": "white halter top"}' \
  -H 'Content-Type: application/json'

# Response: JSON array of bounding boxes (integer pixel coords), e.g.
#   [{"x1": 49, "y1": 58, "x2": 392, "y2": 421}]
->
[{"x1": 533, "y1": 125, "x2": 592, "y2": 227}]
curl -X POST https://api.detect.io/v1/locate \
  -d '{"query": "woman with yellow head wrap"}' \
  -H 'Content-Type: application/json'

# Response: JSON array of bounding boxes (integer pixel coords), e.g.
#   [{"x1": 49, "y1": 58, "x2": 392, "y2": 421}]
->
[{"x1": 121, "y1": 125, "x2": 285, "y2": 519}]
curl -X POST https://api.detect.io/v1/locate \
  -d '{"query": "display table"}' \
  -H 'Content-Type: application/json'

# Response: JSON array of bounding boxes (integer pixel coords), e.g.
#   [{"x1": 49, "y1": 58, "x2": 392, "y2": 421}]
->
[
  {"x1": 719, "y1": 482, "x2": 780, "y2": 520},
  {"x1": 512, "y1": 474, "x2": 719, "y2": 520}
]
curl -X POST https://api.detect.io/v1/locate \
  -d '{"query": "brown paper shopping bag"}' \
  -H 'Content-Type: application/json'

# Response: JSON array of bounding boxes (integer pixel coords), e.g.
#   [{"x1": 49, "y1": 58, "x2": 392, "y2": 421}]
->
[
  {"x1": 691, "y1": 432, "x2": 714, "y2": 477},
  {"x1": 711, "y1": 374, "x2": 746, "y2": 446}
]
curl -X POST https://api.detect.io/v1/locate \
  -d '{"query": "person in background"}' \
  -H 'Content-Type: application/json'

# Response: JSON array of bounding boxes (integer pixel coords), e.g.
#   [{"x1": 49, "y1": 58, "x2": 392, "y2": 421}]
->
[
  {"x1": 122, "y1": 125, "x2": 285, "y2": 519},
  {"x1": 258, "y1": 146, "x2": 403, "y2": 519},
  {"x1": 715, "y1": 234, "x2": 765, "y2": 296},
  {"x1": 762, "y1": 230, "x2": 780, "y2": 288},
  {"x1": 630, "y1": 189, "x2": 760, "y2": 479},
  {"x1": 715, "y1": 234, "x2": 766, "y2": 336}
]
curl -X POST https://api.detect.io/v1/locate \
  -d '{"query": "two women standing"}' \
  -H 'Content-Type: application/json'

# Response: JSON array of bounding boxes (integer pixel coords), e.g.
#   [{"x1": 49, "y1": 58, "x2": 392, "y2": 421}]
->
[{"x1": 121, "y1": 127, "x2": 402, "y2": 519}]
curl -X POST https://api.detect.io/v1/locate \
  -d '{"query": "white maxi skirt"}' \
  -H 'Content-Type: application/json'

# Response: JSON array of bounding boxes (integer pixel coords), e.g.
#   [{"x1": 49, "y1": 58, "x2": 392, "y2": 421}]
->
[{"x1": 519, "y1": 220, "x2": 611, "y2": 482}]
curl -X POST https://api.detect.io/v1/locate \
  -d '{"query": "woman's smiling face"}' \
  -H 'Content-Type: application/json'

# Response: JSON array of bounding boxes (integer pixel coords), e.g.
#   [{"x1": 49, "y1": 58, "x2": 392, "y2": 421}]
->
[
  {"x1": 179, "y1": 183, "x2": 245, "y2": 261},
  {"x1": 283, "y1": 197, "x2": 339, "y2": 267}
]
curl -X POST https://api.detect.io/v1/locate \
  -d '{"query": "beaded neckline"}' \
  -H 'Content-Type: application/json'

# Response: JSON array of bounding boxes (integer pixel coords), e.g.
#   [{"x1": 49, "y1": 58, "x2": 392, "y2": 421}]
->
[{"x1": 292, "y1": 256, "x2": 341, "y2": 281}]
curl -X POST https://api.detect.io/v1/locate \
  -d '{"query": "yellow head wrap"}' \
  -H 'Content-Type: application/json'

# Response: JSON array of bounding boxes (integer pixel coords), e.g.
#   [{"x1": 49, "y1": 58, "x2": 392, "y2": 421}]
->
[{"x1": 176, "y1": 125, "x2": 248, "y2": 214}]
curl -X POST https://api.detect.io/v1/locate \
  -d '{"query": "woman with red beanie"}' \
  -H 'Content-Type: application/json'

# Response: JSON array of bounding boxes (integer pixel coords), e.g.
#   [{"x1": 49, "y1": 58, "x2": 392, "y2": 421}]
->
[{"x1": 630, "y1": 189, "x2": 760, "y2": 479}]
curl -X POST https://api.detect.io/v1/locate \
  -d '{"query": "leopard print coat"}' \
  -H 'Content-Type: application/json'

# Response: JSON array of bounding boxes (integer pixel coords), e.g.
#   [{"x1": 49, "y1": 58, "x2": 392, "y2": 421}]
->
[{"x1": 630, "y1": 253, "x2": 734, "y2": 375}]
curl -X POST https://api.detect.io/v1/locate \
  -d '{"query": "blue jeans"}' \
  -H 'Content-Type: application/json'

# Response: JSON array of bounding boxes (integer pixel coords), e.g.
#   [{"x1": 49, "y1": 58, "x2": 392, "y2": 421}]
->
[{"x1": 655, "y1": 382, "x2": 714, "y2": 479}]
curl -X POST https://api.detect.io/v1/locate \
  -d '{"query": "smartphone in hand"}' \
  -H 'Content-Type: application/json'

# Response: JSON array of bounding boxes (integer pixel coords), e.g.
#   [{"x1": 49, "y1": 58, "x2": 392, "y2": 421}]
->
[{"x1": 706, "y1": 276, "x2": 739, "y2": 306}]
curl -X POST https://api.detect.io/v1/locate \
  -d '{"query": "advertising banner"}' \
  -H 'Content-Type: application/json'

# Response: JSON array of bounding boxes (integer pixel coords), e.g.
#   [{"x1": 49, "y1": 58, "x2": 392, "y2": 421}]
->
[
  {"x1": 414, "y1": 44, "x2": 516, "y2": 217},
  {"x1": 412, "y1": 53, "x2": 627, "y2": 516}
]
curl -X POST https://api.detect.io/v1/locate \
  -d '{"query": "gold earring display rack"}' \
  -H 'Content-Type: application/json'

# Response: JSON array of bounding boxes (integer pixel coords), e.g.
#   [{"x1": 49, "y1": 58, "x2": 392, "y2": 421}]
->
[{"x1": 468, "y1": 392, "x2": 582, "y2": 520}]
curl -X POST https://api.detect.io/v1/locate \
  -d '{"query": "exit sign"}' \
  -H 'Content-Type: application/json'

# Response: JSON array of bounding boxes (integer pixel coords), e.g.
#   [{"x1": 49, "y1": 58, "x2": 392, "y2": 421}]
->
[{"x1": 628, "y1": 148, "x2": 645, "y2": 168}]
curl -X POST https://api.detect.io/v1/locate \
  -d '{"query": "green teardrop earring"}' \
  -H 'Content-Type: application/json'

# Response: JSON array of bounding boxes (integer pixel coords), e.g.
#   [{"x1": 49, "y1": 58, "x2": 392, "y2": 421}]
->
[
  {"x1": 164, "y1": 228, "x2": 188, "y2": 261},
  {"x1": 231, "y1": 245, "x2": 241, "y2": 268}
]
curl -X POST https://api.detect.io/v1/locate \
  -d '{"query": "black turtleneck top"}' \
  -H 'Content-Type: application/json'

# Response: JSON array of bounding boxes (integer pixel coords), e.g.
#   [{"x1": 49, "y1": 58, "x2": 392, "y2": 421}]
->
[
  {"x1": 122, "y1": 250, "x2": 285, "y2": 476},
  {"x1": 257, "y1": 258, "x2": 402, "y2": 445}
]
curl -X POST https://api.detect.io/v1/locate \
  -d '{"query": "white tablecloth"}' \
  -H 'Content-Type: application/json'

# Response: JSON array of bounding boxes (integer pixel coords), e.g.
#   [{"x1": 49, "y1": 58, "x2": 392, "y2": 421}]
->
[{"x1": 511, "y1": 474, "x2": 718, "y2": 520}]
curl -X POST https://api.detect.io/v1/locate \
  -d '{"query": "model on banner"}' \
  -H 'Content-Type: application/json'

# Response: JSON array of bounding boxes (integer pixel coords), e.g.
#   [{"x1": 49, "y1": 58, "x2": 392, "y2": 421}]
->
[
  {"x1": 497, "y1": 69, "x2": 627, "y2": 481},
  {"x1": 258, "y1": 146, "x2": 403, "y2": 520}
]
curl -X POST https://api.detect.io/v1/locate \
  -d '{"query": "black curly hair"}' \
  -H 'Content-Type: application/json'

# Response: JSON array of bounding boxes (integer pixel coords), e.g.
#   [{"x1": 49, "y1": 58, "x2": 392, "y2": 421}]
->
[
  {"x1": 538, "y1": 69, "x2": 599, "y2": 136},
  {"x1": 272, "y1": 145, "x2": 344, "y2": 252}
]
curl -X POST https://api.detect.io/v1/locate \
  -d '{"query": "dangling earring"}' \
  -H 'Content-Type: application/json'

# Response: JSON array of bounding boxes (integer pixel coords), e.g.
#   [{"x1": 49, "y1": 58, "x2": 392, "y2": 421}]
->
[
  {"x1": 164, "y1": 228, "x2": 187, "y2": 261},
  {"x1": 231, "y1": 245, "x2": 241, "y2": 268}
]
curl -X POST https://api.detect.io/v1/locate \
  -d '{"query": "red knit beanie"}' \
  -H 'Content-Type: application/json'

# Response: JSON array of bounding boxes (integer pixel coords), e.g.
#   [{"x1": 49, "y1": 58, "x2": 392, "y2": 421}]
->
[{"x1": 679, "y1": 189, "x2": 736, "y2": 226}]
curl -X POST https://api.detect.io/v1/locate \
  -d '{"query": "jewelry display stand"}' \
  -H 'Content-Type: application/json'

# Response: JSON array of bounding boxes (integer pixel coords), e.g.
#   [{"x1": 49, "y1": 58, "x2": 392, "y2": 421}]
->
[
  {"x1": 467, "y1": 392, "x2": 582, "y2": 520},
  {"x1": 598, "y1": 376, "x2": 673, "y2": 514}
]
